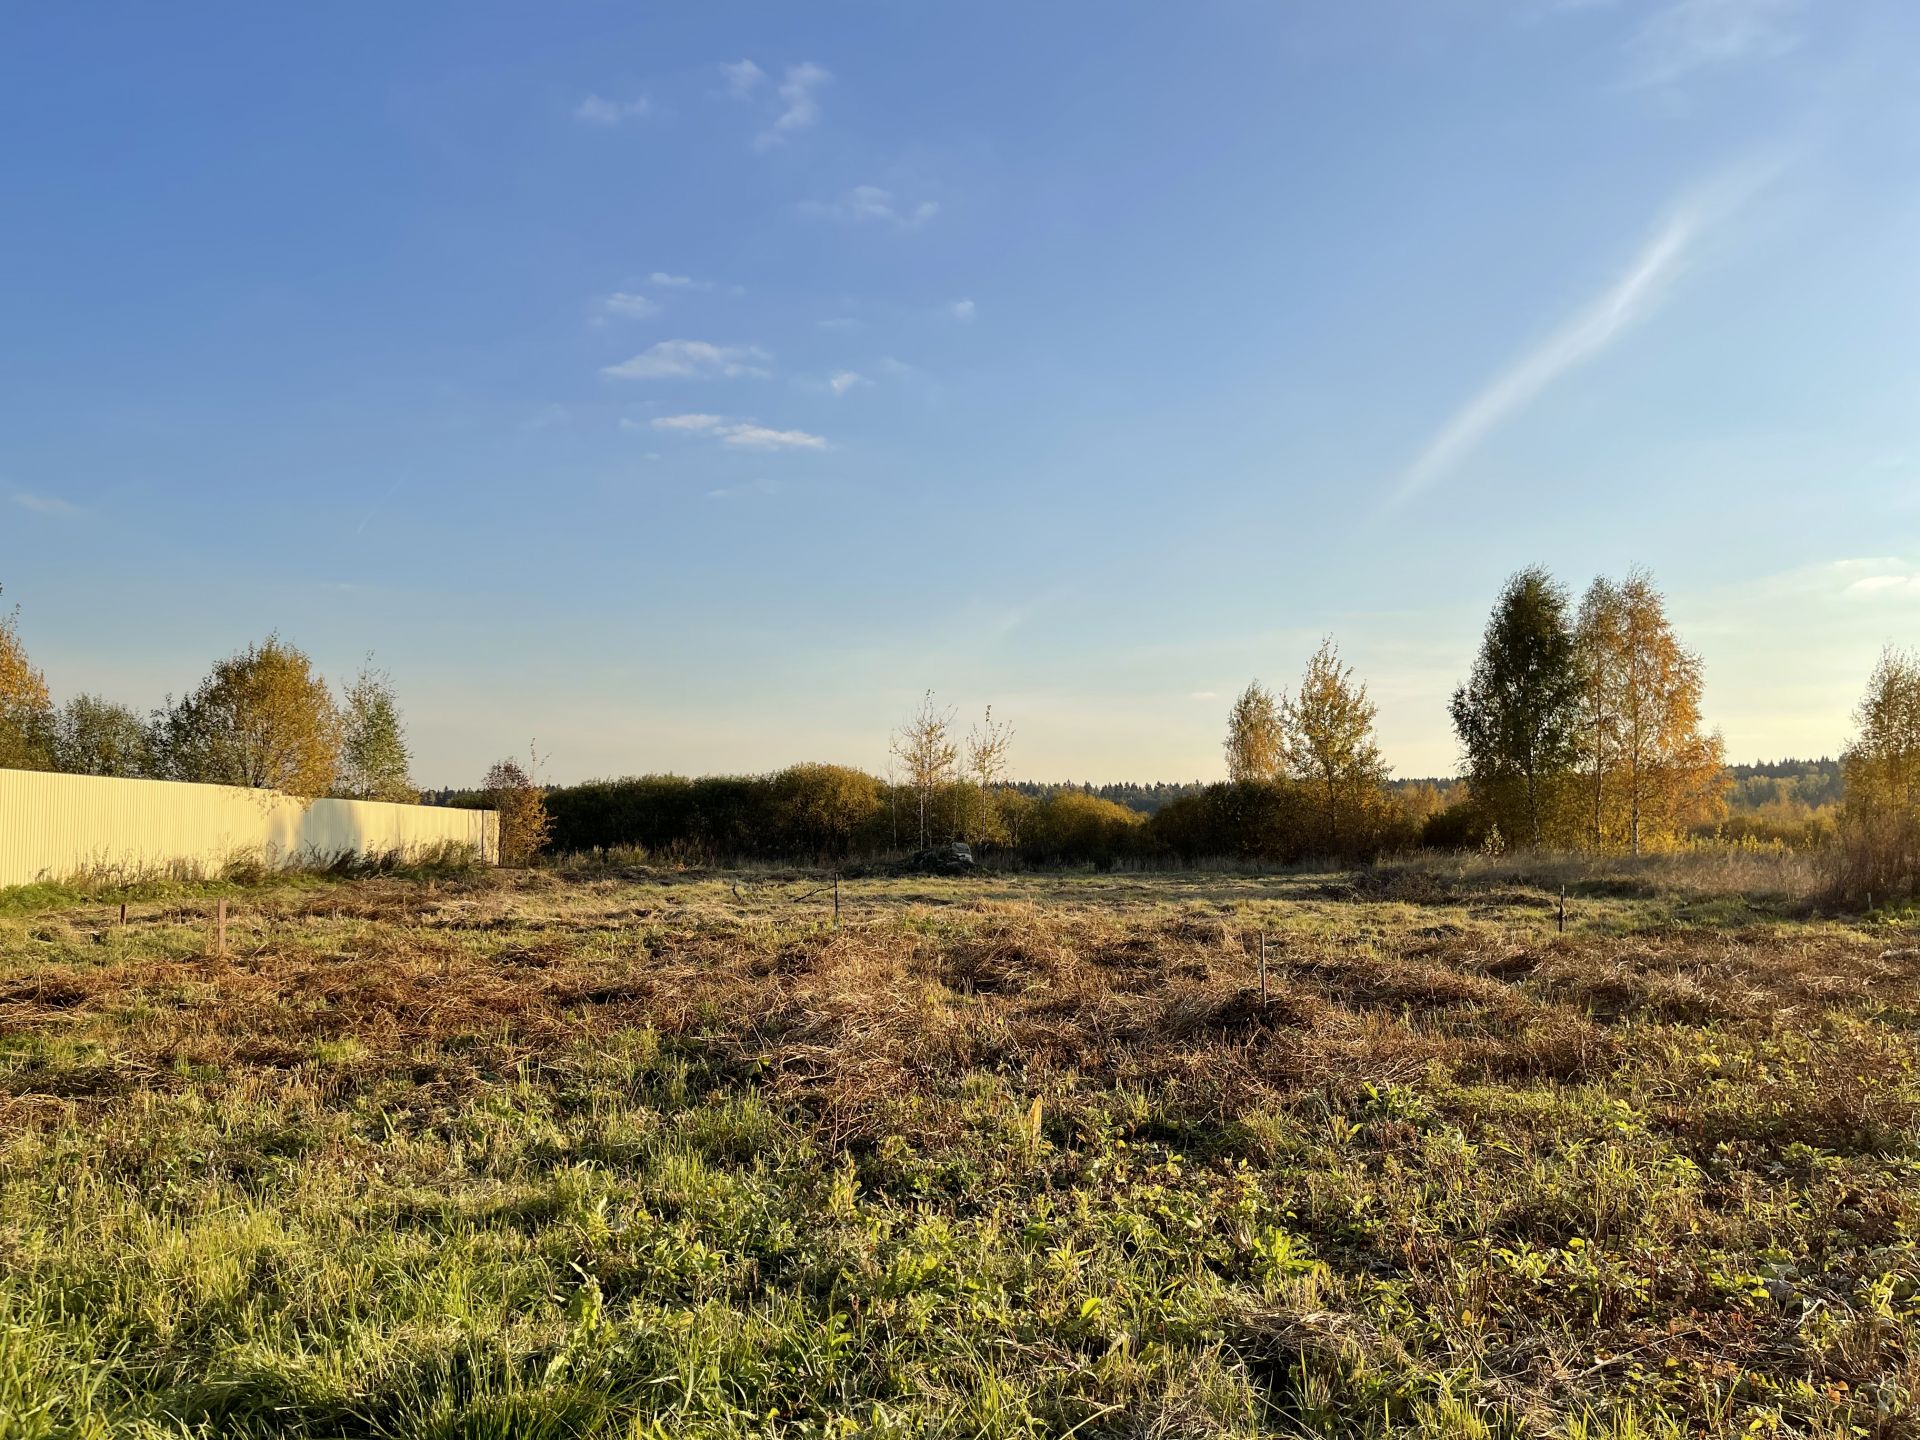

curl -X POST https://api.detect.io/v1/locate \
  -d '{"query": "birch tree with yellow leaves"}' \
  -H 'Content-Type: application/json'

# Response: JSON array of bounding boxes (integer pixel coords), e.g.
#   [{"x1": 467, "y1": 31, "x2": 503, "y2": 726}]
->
[
  {"x1": 1223, "y1": 681, "x2": 1287, "y2": 782},
  {"x1": 0, "y1": 585, "x2": 55, "y2": 771},
  {"x1": 1834, "y1": 648, "x2": 1920, "y2": 900},
  {"x1": 1573, "y1": 570, "x2": 1725, "y2": 852},
  {"x1": 1285, "y1": 638, "x2": 1390, "y2": 854}
]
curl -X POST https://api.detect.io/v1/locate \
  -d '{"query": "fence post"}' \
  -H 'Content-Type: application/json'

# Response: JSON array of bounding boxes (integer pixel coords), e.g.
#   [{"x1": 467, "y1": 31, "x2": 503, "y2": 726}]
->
[
  {"x1": 1557, "y1": 886, "x2": 1566, "y2": 934},
  {"x1": 833, "y1": 872, "x2": 841, "y2": 928},
  {"x1": 1259, "y1": 933, "x2": 1268, "y2": 1007},
  {"x1": 214, "y1": 898, "x2": 227, "y2": 957}
]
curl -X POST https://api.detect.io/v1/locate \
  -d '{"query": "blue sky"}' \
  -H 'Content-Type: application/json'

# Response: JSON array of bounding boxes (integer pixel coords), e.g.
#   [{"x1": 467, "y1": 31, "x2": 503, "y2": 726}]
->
[{"x1": 3, "y1": 1, "x2": 1917, "y2": 785}]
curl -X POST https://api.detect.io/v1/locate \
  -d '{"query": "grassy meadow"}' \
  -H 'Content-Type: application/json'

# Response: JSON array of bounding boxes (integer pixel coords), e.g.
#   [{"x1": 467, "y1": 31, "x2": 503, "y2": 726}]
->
[{"x1": 2, "y1": 856, "x2": 1918, "y2": 1438}]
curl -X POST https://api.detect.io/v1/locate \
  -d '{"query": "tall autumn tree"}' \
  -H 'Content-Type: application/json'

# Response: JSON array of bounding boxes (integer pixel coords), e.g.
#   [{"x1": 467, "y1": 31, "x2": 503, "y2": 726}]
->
[
  {"x1": 335, "y1": 662, "x2": 417, "y2": 802},
  {"x1": 1223, "y1": 681, "x2": 1287, "y2": 782},
  {"x1": 153, "y1": 635, "x2": 343, "y2": 798},
  {"x1": 1574, "y1": 570, "x2": 1725, "y2": 852},
  {"x1": 1834, "y1": 648, "x2": 1920, "y2": 899},
  {"x1": 0, "y1": 586, "x2": 55, "y2": 771},
  {"x1": 1285, "y1": 638, "x2": 1389, "y2": 853},
  {"x1": 1449, "y1": 567, "x2": 1582, "y2": 846}
]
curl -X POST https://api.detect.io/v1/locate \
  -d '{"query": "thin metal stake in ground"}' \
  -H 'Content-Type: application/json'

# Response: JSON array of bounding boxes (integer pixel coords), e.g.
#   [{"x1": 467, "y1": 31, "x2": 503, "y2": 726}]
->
[
  {"x1": 1259, "y1": 933, "x2": 1268, "y2": 1007},
  {"x1": 1558, "y1": 886, "x2": 1567, "y2": 934},
  {"x1": 833, "y1": 872, "x2": 841, "y2": 928},
  {"x1": 213, "y1": 898, "x2": 228, "y2": 957}
]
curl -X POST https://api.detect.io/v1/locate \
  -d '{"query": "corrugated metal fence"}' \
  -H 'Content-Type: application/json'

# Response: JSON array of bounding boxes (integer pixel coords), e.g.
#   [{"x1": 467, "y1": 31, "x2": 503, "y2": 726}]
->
[{"x1": 0, "y1": 768, "x2": 497, "y2": 887}]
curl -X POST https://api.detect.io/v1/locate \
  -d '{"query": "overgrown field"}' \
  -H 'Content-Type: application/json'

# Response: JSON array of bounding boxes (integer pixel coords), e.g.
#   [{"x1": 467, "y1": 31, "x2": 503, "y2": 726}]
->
[{"x1": 2, "y1": 861, "x2": 1917, "y2": 1438}]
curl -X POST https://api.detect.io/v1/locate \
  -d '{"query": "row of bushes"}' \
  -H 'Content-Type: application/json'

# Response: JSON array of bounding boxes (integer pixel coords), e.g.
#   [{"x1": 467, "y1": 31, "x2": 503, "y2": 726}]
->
[
  {"x1": 543, "y1": 767, "x2": 1425, "y2": 868},
  {"x1": 548, "y1": 767, "x2": 897, "y2": 860},
  {"x1": 544, "y1": 767, "x2": 1153, "y2": 864}
]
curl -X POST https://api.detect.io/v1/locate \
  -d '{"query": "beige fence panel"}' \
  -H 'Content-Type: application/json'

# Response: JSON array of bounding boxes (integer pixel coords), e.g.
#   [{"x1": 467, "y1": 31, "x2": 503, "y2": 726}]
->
[{"x1": 0, "y1": 768, "x2": 497, "y2": 887}]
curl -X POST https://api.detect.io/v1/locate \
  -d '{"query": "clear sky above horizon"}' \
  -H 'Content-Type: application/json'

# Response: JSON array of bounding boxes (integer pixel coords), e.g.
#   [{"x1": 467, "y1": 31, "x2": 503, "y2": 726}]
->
[{"x1": 3, "y1": 1, "x2": 1917, "y2": 786}]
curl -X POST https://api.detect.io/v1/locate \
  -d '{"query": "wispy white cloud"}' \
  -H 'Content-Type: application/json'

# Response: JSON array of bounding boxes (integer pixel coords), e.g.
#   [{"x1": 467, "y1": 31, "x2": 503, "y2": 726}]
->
[
  {"x1": 757, "y1": 62, "x2": 830, "y2": 149},
  {"x1": 642, "y1": 270, "x2": 742, "y2": 296},
  {"x1": 720, "y1": 59, "x2": 766, "y2": 99},
  {"x1": 1831, "y1": 558, "x2": 1920, "y2": 598},
  {"x1": 949, "y1": 298, "x2": 976, "y2": 323},
  {"x1": 1849, "y1": 574, "x2": 1920, "y2": 596},
  {"x1": 1189, "y1": 690, "x2": 1219, "y2": 702},
  {"x1": 1391, "y1": 160, "x2": 1784, "y2": 505},
  {"x1": 11, "y1": 491, "x2": 81, "y2": 517},
  {"x1": 1732, "y1": 556, "x2": 1920, "y2": 606},
  {"x1": 721, "y1": 423, "x2": 827, "y2": 451},
  {"x1": 649, "y1": 414, "x2": 827, "y2": 451},
  {"x1": 598, "y1": 291, "x2": 658, "y2": 320},
  {"x1": 574, "y1": 93, "x2": 652, "y2": 126},
  {"x1": 1626, "y1": 0, "x2": 1803, "y2": 88},
  {"x1": 1395, "y1": 220, "x2": 1691, "y2": 502},
  {"x1": 801, "y1": 184, "x2": 938, "y2": 229},
  {"x1": 828, "y1": 370, "x2": 867, "y2": 396},
  {"x1": 708, "y1": 478, "x2": 785, "y2": 501},
  {"x1": 602, "y1": 340, "x2": 771, "y2": 381}
]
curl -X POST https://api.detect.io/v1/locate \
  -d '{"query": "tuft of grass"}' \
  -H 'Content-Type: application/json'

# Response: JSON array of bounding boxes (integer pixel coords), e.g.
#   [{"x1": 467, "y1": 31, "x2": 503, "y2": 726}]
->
[
  {"x1": 1356, "y1": 845, "x2": 1825, "y2": 908},
  {"x1": 0, "y1": 844, "x2": 483, "y2": 921}
]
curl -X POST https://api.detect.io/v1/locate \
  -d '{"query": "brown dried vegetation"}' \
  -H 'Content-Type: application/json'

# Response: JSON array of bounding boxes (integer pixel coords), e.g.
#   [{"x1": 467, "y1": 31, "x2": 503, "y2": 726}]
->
[{"x1": 2, "y1": 866, "x2": 1918, "y2": 1437}]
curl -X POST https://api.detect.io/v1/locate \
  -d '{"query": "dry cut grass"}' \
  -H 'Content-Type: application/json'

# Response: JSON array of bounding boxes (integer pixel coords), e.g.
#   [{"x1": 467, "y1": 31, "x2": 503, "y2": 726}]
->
[{"x1": 0, "y1": 862, "x2": 1916, "y2": 1438}]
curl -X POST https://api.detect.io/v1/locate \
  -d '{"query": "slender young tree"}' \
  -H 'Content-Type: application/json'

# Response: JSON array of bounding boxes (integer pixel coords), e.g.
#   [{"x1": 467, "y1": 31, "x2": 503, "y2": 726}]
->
[
  {"x1": 1575, "y1": 577, "x2": 1627, "y2": 850},
  {"x1": 884, "y1": 758, "x2": 901, "y2": 851},
  {"x1": 1449, "y1": 567, "x2": 1582, "y2": 846},
  {"x1": 890, "y1": 690, "x2": 958, "y2": 849},
  {"x1": 1223, "y1": 681, "x2": 1287, "y2": 782},
  {"x1": 0, "y1": 586, "x2": 54, "y2": 771},
  {"x1": 336, "y1": 662, "x2": 417, "y2": 802},
  {"x1": 1285, "y1": 638, "x2": 1388, "y2": 853},
  {"x1": 964, "y1": 705, "x2": 1015, "y2": 845}
]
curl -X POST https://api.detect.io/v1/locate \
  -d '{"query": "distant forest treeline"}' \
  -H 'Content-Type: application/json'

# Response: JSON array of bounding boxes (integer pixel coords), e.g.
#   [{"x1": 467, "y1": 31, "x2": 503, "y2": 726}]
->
[{"x1": 990, "y1": 761, "x2": 1842, "y2": 820}]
